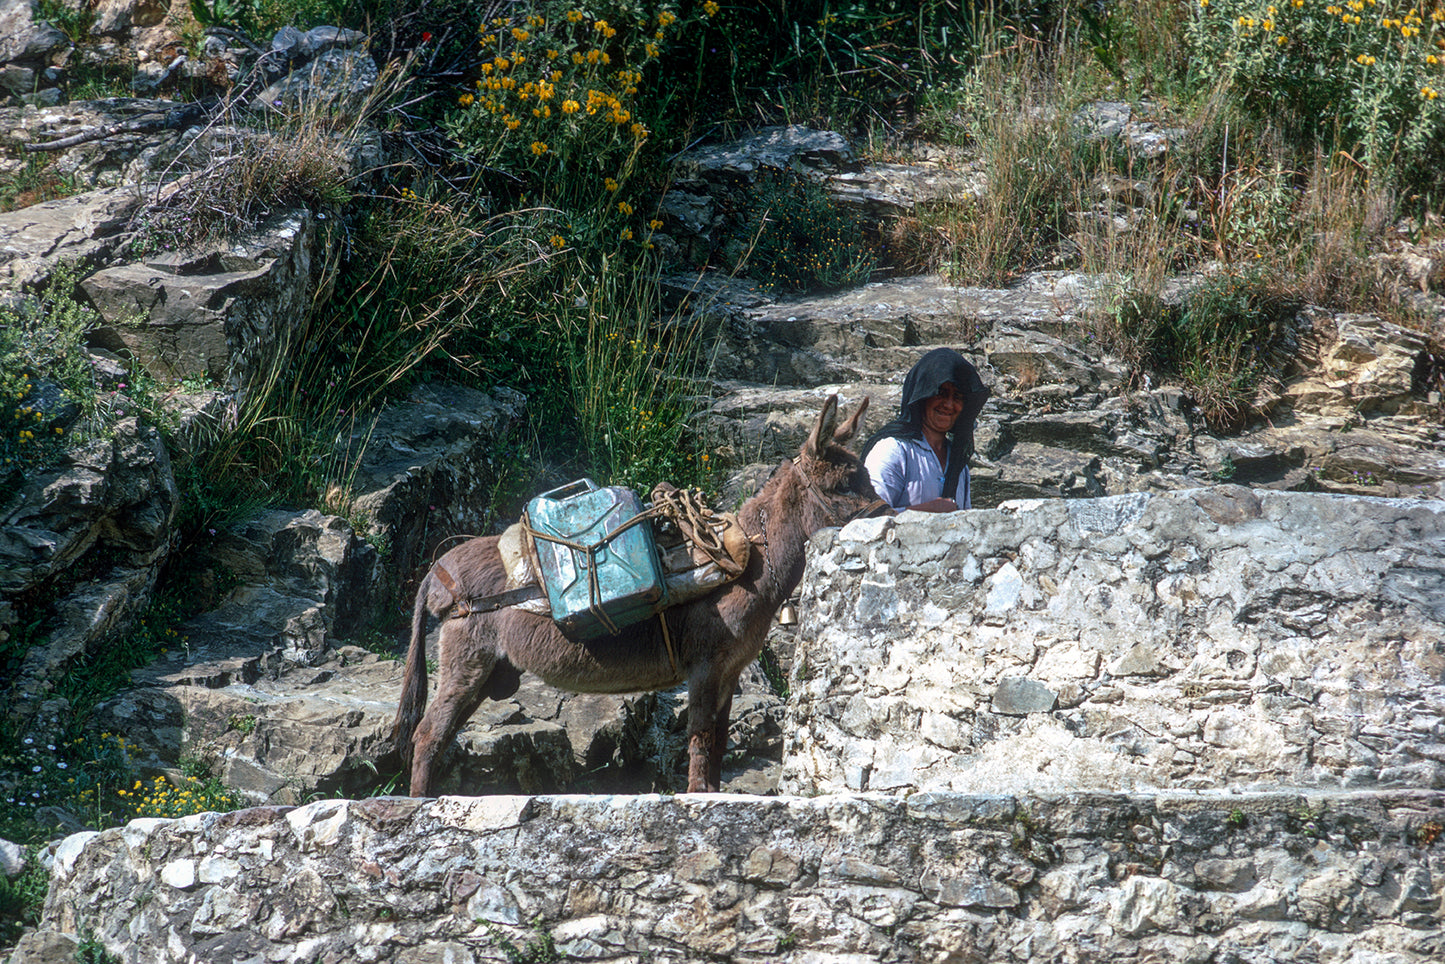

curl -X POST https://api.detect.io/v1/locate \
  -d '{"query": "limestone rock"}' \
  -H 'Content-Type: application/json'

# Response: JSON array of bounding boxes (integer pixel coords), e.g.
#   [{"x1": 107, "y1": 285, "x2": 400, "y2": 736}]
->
[
  {"x1": 344, "y1": 381, "x2": 526, "y2": 580},
  {"x1": 0, "y1": 187, "x2": 141, "y2": 295}
]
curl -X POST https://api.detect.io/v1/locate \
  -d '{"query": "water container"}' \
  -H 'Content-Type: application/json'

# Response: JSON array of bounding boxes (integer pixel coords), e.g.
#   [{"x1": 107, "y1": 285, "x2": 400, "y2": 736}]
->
[{"x1": 524, "y1": 479, "x2": 668, "y2": 639}]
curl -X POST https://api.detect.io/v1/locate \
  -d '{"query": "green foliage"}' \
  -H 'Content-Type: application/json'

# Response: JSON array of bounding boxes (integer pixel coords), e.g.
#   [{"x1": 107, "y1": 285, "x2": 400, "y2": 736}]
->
[
  {"x1": 486, "y1": 917, "x2": 560, "y2": 964},
  {"x1": 34, "y1": 0, "x2": 94, "y2": 42},
  {"x1": 443, "y1": 1, "x2": 685, "y2": 218},
  {"x1": 651, "y1": 0, "x2": 993, "y2": 127},
  {"x1": 1102, "y1": 264, "x2": 1300, "y2": 430},
  {"x1": 925, "y1": 55, "x2": 1103, "y2": 285},
  {"x1": 0, "y1": 155, "x2": 82, "y2": 213},
  {"x1": 118, "y1": 774, "x2": 250, "y2": 819},
  {"x1": 1185, "y1": 0, "x2": 1445, "y2": 188},
  {"x1": 736, "y1": 172, "x2": 876, "y2": 293},
  {"x1": 0, "y1": 850, "x2": 47, "y2": 947},
  {"x1": 0, "y1": 263, "x2": 96, "y2": 499},
  {"x1": 76, "y1": 931, "x2": 121, "y2": 964}
]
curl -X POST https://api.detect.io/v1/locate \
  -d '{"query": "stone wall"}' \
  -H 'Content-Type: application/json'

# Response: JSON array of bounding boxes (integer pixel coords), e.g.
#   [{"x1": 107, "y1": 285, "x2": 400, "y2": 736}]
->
[
  {"x1": 780, "y1": 487, "x2": 1445, "y2": 797},
  {"x1": 18, "y1": 791, "x2": 1444, "y2": 963}
]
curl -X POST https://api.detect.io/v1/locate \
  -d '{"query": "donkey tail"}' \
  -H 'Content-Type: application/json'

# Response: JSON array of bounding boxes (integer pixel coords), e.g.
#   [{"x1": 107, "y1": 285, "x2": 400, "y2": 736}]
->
[{"x1": 390, "y1": 574, "x2": 433, "y2": 769}]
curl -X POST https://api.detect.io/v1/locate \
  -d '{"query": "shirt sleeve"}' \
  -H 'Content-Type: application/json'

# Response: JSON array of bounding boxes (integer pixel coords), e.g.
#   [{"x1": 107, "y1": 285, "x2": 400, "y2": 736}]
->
[{"x1": 864, "y1": 438, "x2": 911, "y2": 512}]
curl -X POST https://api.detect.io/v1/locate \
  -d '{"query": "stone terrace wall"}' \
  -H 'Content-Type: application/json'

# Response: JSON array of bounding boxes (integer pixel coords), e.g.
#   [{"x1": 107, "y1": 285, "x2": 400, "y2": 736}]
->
[
  {"x1": 21, "y1": 791, "x2": 1445, "y2": 963},
  {"x1": 779, "y1": 487, "x2": 1445, "y2": 797}
]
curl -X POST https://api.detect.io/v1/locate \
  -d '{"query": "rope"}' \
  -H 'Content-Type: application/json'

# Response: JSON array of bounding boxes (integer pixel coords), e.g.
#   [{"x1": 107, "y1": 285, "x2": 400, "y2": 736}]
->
[{"x1": 648, "y1": 483, "x2": 746, "y2": 576}]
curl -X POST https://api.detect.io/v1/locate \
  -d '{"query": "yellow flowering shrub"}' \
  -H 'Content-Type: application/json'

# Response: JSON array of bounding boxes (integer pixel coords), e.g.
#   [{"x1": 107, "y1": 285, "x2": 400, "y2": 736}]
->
[
  {"x1": 445, "y1": 1, "x2": 701, "y2": 231},
  {"x1": 1187, "y1": 0, "x2": 1445, "y2": 179}
]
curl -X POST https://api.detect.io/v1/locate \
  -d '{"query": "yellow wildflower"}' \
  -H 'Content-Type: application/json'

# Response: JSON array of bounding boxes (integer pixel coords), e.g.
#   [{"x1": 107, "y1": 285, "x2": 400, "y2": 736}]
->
[
  {"x1": 562, "y1": 99, "x2": 580, "y2": 113},
  {"x1": 531, "y1": 141, "x2": 549, "y2": 155},
  {"x1": 618, "y1": 200, "x2": 633, "y2": 215},
  {"x1": 704, "y1": 1, "x2": 719, "y2": 15}
]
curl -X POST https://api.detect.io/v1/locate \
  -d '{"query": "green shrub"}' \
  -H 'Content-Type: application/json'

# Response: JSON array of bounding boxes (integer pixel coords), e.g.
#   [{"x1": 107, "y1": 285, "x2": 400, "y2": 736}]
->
[
  {"x1": 0, "y1": 264, "x2": 97, "y2": 499},
  {"x1": 0, "y1": 853, "x2": 48, "y2": 947},
  {"x1": 1185, "y1": 0, "x2": 1445, "y2": 187},
  {"x1": 736, "y1": 172, "x2": 876, "y2": 293},
  {"x1": 1100, "y1": 264, "x2": 1301, "y2": 430}
]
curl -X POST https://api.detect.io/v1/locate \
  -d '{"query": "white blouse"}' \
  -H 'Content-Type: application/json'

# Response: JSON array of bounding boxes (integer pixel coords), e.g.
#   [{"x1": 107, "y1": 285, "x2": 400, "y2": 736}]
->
[{"x1": 864, "y1": 435, "x2": 971, "y2": 511}]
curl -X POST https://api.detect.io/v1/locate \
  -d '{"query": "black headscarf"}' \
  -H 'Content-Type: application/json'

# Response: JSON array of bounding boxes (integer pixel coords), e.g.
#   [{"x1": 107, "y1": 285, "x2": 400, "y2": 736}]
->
[{"x1": 860, "y1": 348, "x2": 989, "y2": 501}]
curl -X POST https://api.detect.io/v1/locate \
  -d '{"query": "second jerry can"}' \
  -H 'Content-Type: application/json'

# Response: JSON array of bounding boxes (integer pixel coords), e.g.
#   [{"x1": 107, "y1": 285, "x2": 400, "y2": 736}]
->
[{"x1": 524, "y1": 479, "x2": 668, "y2": 639}]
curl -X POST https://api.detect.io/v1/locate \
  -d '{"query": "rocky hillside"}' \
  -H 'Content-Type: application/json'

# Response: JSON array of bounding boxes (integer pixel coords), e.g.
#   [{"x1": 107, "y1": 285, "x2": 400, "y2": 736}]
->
[{"x1": 4, "y1": 4, "x2": 1445, "y2": 961}]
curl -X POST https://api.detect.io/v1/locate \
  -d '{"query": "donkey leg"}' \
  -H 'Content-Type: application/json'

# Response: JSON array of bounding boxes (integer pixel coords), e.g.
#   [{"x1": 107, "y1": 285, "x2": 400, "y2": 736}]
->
[
  {"x1": 705, "y1": 688, "x2": 735, "y2": 792},
  {"x1": 686, "y1": 672, "x2": 733, "y2": 793},
  {"x1": 408, "y1": 618, "x2": 499, "y2": 796}
]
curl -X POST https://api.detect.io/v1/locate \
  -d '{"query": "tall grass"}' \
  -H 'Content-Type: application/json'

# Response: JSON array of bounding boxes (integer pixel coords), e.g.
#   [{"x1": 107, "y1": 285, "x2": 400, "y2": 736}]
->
[{"x1": 910, "y1": 0, "x2": 1435, "y2": 430}]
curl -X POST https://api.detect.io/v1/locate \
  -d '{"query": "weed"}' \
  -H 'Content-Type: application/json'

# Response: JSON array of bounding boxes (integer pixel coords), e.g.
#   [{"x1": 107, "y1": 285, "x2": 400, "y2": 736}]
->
[
  {"x1": 486, "y1": 916, "x2": 559, "y2": 964},
  {"x1": 735, "y1": 172, "x2": 876, "y2": 293},
  {"x1": 757, "y1": 645, "x2": 790, "y2": 701},
  {"x1": 1226, "y1": 808, "x2": 1248, "y2": 828},
  {"x1": 227, "y1": 714, "x2": 258, "y2": 735},
  {"x1": 1093, "y1": 263, "x2": 1301, "y2": 430},
  {"x1": 1186, "y1": 0, "x2": 1445, "y2": 189},
  {"x1": 0, "y1": 263, "x2": 96, "y2": 498},
  {"x1": 0, "y1": 155, "x2": 83, "y2": 212},
  {"x1": 75, "y1": 930, "x2": 119, "y2": 964},
  {"x1": 34, "y1": 0, "x2": 94, "y2": 43},
  {"x1": 0, "y1": 851, "x2": 47, "y2": 947},
  {"x1": 116, "y1": 774, "x2": 249, "y2": 819}
]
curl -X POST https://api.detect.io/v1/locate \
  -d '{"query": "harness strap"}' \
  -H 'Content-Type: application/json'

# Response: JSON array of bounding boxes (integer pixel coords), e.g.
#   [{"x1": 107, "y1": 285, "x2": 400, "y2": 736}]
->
[
  {"x1": 657, "y1": 611, "x2": 680, "y2": 678},
  {"x1": 433, "y1": 562, "x2": 545, "y2": 619}
]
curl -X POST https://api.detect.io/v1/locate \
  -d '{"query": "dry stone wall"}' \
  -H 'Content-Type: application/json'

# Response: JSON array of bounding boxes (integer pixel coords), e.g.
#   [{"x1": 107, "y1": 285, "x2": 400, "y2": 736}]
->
[
  {"x1": 17, "y1": 791, "x2": 1444, "y2": 964},
  {"x1": 780, "y1": 486, "x2": 1445, "y2": 797}
]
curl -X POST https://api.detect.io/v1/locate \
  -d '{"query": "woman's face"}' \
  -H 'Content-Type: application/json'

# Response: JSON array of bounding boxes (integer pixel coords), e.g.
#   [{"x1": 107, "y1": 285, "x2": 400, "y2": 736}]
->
[{"x1": 921, "y1": 382, "x2": 965, "y2": 435}]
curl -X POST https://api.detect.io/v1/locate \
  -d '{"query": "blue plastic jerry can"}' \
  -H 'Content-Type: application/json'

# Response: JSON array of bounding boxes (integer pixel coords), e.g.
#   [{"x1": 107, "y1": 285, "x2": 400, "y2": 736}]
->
[{"x1": 524, "y1": 479, "x2": 668, "y2": 639}]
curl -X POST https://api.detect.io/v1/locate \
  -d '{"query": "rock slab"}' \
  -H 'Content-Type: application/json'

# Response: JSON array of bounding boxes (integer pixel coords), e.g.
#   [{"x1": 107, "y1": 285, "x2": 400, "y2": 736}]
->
[{"x1": 781, "y1": 486, "x2": 1445, "y2": 796}]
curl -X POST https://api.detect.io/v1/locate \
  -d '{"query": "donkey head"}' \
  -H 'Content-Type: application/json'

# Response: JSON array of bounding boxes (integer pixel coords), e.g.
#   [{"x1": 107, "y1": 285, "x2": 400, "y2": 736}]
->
[{"x1": 795, "y1": 395, "x2": 891, "y2": 533}]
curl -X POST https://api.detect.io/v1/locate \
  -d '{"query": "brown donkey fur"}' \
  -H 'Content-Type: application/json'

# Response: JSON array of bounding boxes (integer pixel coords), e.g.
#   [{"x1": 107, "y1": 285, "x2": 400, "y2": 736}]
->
[{"x1": 391, "y1": 395, "x2": 885, "y2": 795}]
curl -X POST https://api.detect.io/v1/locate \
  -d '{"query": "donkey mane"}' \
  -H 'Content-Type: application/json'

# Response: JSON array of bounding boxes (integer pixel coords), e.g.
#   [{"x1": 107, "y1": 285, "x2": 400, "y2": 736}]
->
[{"x1": 391, "y1": 394, "x2": 884, "y2": 794}]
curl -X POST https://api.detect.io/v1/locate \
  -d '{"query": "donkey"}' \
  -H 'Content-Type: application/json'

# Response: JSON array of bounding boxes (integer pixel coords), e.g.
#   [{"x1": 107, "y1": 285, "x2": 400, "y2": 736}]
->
[{"x1": 391, "y1": 395, "x2": 888, "y2": 795}]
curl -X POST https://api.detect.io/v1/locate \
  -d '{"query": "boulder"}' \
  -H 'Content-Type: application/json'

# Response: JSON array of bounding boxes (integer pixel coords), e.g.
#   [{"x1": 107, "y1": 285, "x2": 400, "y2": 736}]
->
[
  {"x1": 0, "y1": 417, "x2": 177, "y2": 723},
  {"x1": 81, "y1": 208, "x2": 337, "y2": 393},
  {"x1": 343, "y1": 381, "x2": 526, "y2": 583},
  {"x1": 781, "y1": 487, "x2": 1445, "y2": 795}
]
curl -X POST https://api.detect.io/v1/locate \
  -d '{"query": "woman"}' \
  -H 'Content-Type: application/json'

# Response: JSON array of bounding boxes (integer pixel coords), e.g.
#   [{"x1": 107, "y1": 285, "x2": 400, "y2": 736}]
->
[{"x1": 861, "y1": 347, "x2": 989, "y2": 513}]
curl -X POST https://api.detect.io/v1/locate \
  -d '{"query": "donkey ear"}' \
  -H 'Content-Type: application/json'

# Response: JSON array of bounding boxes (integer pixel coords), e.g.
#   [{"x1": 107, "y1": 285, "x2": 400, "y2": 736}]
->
[
  {"x1": 804, "y1": 394, "x2": 840, "y2": 459},
  {"x1": 832, "y1": 396, "x2": 869, "y2": 444}
]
